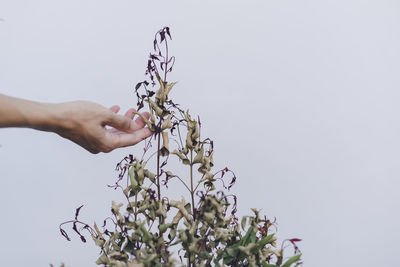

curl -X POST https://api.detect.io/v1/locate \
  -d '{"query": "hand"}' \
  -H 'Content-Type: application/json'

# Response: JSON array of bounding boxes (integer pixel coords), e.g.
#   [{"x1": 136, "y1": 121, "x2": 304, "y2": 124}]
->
[{"x1": 54, "y1": 101, "x2": 153, "y2": 153}]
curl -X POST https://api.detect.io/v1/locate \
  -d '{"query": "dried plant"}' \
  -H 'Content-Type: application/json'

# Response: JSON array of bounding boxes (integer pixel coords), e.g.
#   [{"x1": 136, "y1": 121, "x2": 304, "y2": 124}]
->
[{"x1": 60, "y1": 27, "x2": 302, "y2": 267}]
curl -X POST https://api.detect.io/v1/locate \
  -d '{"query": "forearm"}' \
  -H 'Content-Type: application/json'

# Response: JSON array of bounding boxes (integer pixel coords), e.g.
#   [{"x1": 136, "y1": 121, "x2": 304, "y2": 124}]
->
[
  {"x1": 0, "y1": 94, "x2": 60, "y2": 131},
  {"x1": 0, "y1": 94, "x2": 153, "y2": 153}
]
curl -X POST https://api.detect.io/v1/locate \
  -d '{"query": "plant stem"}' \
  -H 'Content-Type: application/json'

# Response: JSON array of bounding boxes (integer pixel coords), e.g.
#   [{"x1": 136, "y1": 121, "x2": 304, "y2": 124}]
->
[
  {"x1": 164, "y1": 38, "x2": 168, "y2": 81},
  {"x1": 190, "y1": 149, "x2": 195, "y2": 220},
  {"x1": 134, "y1": 192, "x2": 138, "y2": 221},
  {"x1": 188, "y1": 149, "x2": 195, "y2": 267},
  {"x1": 156, "y1": 132, "x2": 161, "y2": 201}
]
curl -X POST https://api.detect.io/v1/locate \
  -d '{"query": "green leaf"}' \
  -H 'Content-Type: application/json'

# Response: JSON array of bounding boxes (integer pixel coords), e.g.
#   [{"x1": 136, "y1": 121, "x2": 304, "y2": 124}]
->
[
  {"x1": 213, "y1": 259, "x2": 222, "y2": 267},
  {"x1": 158, "y1": 223, "x2": 172, "y2": 234},
  {"x1": 251, "y1": 234, "x2": 275, "y2": 254},
  {"x1": 128, "y1": 167, "x2": 139, "y2": 192},
  {"x1": 241, "y1": 226, "x2": 256, "y2": 246},
  {"x1": 223, "y1": 255, "x2": 236, "y2": 265},
  {"x1": 281, "y1": 254, "x2": 302, "y2": 267}
]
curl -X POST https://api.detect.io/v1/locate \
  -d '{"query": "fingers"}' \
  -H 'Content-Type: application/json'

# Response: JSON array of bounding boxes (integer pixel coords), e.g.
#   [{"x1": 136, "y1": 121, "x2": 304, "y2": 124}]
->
[
  {"x1": 106, "y1": 113, "x2": 131, "y2": 131},
  {"x1": 107, "y1": 107, "x2": 151, "y2": 132},
  {"x1": 130, "y1": 111, "x2": 151, "y2": 131},
  {"x1": 109, "y1": 105, "x2": 120, "y2": 113},
  {"x1": 124, "y1": 108, "x2": 136, "y2": 119},
  {"x1": 109, "y1": 127, "x2": 153, "y2": 149},
  {"x1": 101, "y1": 106, "x2": 153, "y2": 152}
]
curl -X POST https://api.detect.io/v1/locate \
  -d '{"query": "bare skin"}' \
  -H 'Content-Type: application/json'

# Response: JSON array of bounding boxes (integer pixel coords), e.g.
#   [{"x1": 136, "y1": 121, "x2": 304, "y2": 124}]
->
[{"x1": 0, "y1": 94, "x2": 153, "y2": 153}]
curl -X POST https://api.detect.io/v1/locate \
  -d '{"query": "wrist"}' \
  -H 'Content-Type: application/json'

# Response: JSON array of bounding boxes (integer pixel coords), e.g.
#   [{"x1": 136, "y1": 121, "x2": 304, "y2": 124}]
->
[{"x1": 26, "y1": 102, "x2": 62, "y2": 132}]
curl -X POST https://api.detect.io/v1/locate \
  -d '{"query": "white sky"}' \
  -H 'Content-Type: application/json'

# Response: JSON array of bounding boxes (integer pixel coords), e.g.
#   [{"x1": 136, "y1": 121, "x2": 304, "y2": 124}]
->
[{"x1": 1, "y1": 1, "x2": 400, "y2": 266}]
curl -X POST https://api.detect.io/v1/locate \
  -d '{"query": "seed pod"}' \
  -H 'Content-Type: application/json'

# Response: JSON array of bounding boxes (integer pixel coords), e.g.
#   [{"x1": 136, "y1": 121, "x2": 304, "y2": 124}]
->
[
  {"x1": 170, "y1": 199, "x2": 193, "y2": 223},
  {"x1": 192, "y1": 122, "x2": 199, "y2": 140},
  {"x1": 129, "y1": 167, "x2": 139, "y2": 192},
  {"x1": 140, "y1": 224, "x2": 151, "y2": 243},
  {"x1": 95, "y1": 254, "x2": 110, "y2": 265},
  {"x1": 155, "y1": 74, "x2": 167, "y2": 104},
  {"x1": 149, "y1": 208, "x2": 156, "y2": 220},
  {"x1": 161, "y1": 114, "x2": 173, "y2": 130},
  {"x1": 144, "y1": 169, "x2": 156, "y2": 183},
  {"x1": 160, "y1": 131, "x2": 169, "y2": 156},
  {"x1": 186, "y1": 130, "x2": 193, "y2": 149},
  {"x1": 171, "y1": 149, "x2": 190, "y2": 165},
  {"x1": 158, "y1": 223, "x2": 172, "y2": 234},
  {"x1": 215, "y1": 228, "x2": 229, "y2": 241},
  {"x1": 133, "y1": 111, "x2": 154, "y2": 131},
  {"x1": 172, "y1": 210, "x2": 183, "y2": 225},
  {"x1": 168, "y1": 228, "x2": 177, "y2": 241},
  {"x1": 147, "y1": 98, "x2": 164, "y2": 117},
  {"x1": 155, "y1": 200, "x2": 167, "y2": 218},
  {"x1": 192, "y1": 145, "x2": 204, "y2": 164},
  {"x1": 137, "y1": 166, "x2": 145, "y2": 184},
  {"x1": 93, "y1": 222, "x2": 105, "y2": 242},
  {"x1": 166, "y1": 81, "x2": 177, "y2": 96},
  {"x1": 149, "y1": 109, "x2": 156, "y2": 124},
  {"x1": 138, "y1": 203, "x2": 150, "y2": 213},
  {"x1": 208, "y1": 150, "x2": 214, "y2": 167},
  {"x1": 180, "y1": 231, "x2": 188, "y2": 243},
  {"x1": 205, "y1": 171, "x2": 214, "y2": 181},
  {"x1": 111, "y1": 201, "x2": 123, "y2": 215},
  {"x1": 203, "y1": 212, "x2": 215, "y2": 225},
  {"x1": 180, "y1": 147, "x2": 187, "y2": 157}
]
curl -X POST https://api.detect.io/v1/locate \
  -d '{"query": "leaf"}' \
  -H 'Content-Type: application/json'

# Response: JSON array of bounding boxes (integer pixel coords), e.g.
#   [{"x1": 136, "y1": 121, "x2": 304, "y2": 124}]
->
[
  {"x1": 74, "y1": 205, "x2": 84, "y2": 220},
  {"x1": 129, "y1": 167, "x2": 139, "y2": 192},
  {"x1": 95, "y1": 254, "x2": 110, "y2": 265},
  {"x1": 171, "y1": 149, "x2": 190, "y2": 165},
  {"x1": 93, "y1": 223, "x2": 104, "y2": 240},
  {"x1": 223, "y1": 255, "x2": 236, "y2": 265},
  {"x1": 241, "y1": 226, "x2": 256, "y2": 246},
  {"x1": 160, "y1": 131, "x2": 170, "y2": 156},
  {"x1": 150, "y1": 54, "x2": 159, "y2": 60},
  {"x1": 241, "y1": 217, "x2": 247, "y2": 230},
  {"x1": 166, "y1": 27, "x2": 171, "y2": 39},
  {"x1": 222, "y1": 243, "x2": 241, "y2": 264},
  {"x1": 60, "y1": 228, "x2": 70, "y2": 241},
  {"x1": 281, "y1": 254, "x2": 302, "y2": 267},
  {"x1": 193, "y1": 145, "x2": 204, "y2": 164},
  {"x1": 251, "y1": 234, "x2": 275, "y2": 254},
  {"x1": 160, "y1": 31, "x2": 165, "y2": 43},
  {"x1": 158, "y1": 223, "x2": 172, "y2": 234},
  {"x1": 165, "y1": 81, "x2": 177, "y2": 95}
]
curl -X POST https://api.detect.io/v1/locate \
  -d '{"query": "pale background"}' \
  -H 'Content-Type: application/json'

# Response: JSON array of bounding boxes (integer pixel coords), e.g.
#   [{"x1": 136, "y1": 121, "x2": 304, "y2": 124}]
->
[{"x1": 1, "y1": 1, "x2": 400, "y2": 266}]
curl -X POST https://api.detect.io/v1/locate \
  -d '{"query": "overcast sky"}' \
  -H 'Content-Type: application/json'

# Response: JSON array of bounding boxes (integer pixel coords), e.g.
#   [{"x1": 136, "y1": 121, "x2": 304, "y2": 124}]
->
[{"x1": 1, "y1": 1, "x2": 400, "y2": 266}]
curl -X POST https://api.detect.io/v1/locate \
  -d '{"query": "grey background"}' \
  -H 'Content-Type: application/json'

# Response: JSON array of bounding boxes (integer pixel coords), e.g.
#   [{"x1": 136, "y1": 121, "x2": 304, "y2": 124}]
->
[{"x1": 1, "y1": 0, "x2": 400, "y2": 266}]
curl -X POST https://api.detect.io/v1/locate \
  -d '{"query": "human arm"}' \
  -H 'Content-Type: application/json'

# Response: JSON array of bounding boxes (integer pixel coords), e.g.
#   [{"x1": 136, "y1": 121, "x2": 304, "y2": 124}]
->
[{"x1": 0, "y1": 94, "x2": 153, "y2": 153}]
